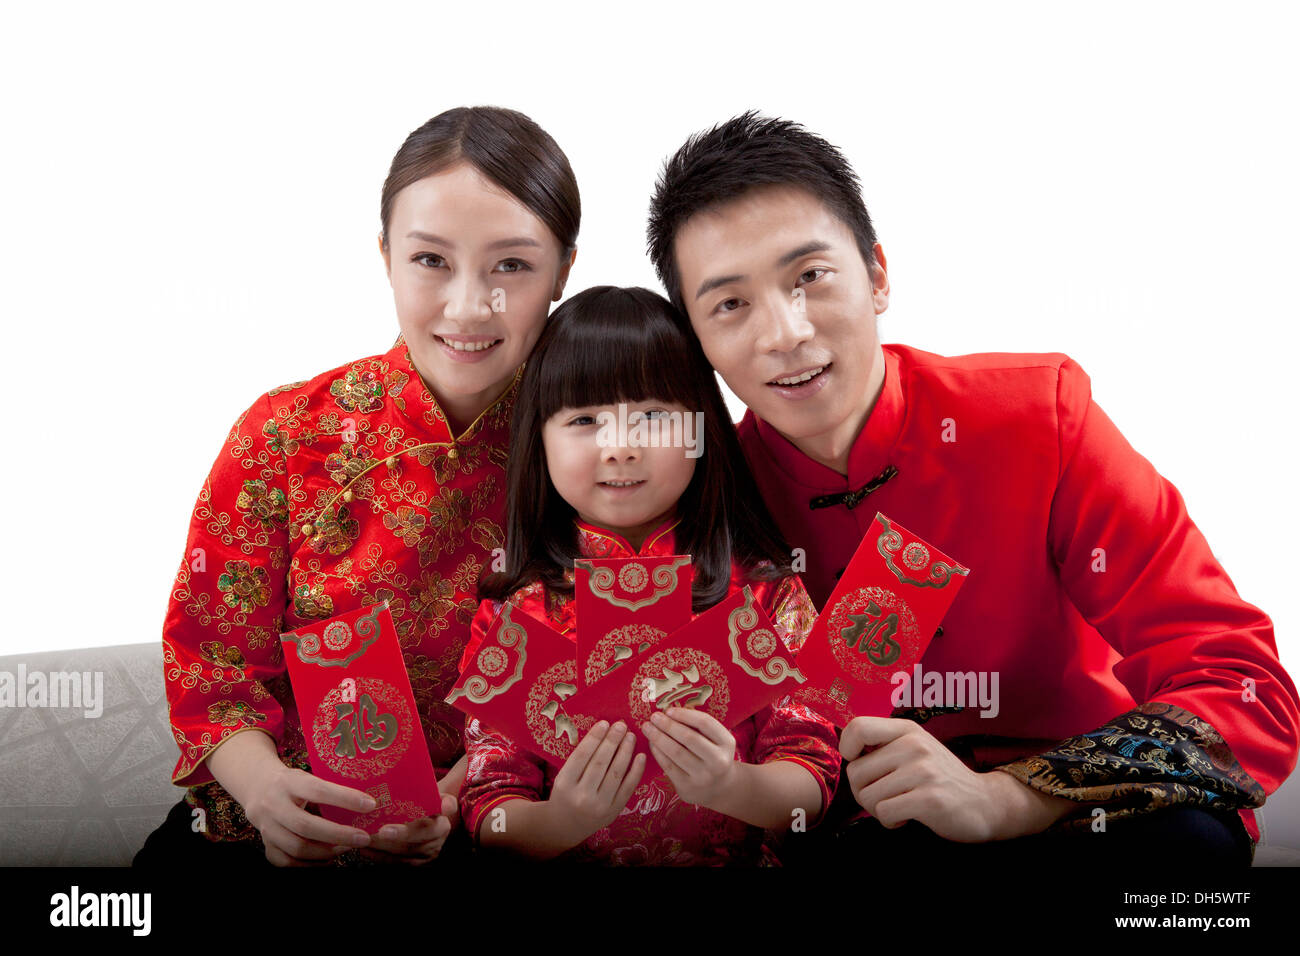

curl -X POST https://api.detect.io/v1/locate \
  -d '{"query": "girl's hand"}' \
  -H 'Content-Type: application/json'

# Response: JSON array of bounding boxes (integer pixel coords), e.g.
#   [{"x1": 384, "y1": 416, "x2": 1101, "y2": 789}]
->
[
  {"x1": 548, "y1": 720, "x2": 646, "y2": 846},
  {"x1": 239, "y1": 764, "x2": 377, "y2": 867},
  {"x1": 642, "y1": 708, "x2": 738, "y2": 809},
  {"x1": 360, "y1": 793, "x2": 458, "y2": 865}
]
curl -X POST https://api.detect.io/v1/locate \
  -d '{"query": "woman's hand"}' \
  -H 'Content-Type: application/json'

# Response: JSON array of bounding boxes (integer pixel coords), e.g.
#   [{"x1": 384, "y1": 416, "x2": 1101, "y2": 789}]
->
[
  {"x1": 546, "y1": 720, "x2": 646, "y2": 847},
  {"x1": 641, "y1": 708, "x2": 738, "y2": 809},
  {"x1": 206, "y1": 730, "x2": 375, "y2": 866},
  {"x1": 240, "y1": 764, "x2": 379, "y2": 866}
]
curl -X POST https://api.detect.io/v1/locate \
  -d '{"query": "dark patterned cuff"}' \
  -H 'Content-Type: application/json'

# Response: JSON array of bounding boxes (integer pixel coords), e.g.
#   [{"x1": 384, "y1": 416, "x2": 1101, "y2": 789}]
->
[{"x1": 995, "y1": 702, "x2": 1265, "y2": 829}]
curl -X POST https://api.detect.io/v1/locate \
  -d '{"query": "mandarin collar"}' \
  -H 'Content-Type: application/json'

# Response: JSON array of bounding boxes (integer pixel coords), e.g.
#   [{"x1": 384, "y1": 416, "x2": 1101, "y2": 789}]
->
[
  {"x1": 749, "y1": 343, "x2": 905, "y2": 491},
  {"x1": 387, "y1": 334, "x2": 522, "y2": 444},
  {"x1": 573, "y1": 516, "x2": 682, "y2": 559}
]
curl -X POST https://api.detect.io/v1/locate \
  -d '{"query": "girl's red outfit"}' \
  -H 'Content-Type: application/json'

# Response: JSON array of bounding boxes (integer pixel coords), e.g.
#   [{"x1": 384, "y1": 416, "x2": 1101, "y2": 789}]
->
[{"x1": 458, "y1": 518, "x2": 842, "y2": 865}]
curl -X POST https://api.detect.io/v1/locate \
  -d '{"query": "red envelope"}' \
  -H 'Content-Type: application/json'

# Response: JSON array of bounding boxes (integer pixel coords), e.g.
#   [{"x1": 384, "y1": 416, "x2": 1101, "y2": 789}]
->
[
  {"x1": 446, "y1": 602, "x2": 594, "y2": 768},
  {"x1": 280, "y1": 601, "x2": 441, "y2": 833},
  {"x1": 793, "y1": 512, "x2": 970, "y2": 726},
  {"x1": 560, "y1": 586, "x2": 808, "y2": 775},
  {"x1": 574, "y1": 555, "x2": 692, "y2": 687}
]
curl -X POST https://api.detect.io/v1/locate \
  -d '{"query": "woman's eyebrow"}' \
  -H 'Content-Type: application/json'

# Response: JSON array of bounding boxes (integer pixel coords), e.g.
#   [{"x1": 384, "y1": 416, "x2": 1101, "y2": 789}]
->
[
  {"x1": 693, "y1": 240, "x2": 833, "y2": 301},
  {"x1": 405, "y1": 230, "x2": 542, "y2": 251}
]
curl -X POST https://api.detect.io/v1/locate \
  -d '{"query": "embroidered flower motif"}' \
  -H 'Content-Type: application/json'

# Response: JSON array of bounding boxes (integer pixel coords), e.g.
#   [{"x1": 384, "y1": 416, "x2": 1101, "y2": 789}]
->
[
  {"x1": 208, "y1": 699, "x2": 267, "y2": 727},
  {"x1": 409, "y1": 571, "x2": 456, "y2": 624},
  {"x1": 199, "y1": 640, "x2": 246, "y2": 670},
  {"x1": 216, "y1": 560, "x2": 271, "y2": 613},
  {"x1": 293, "y1": 583, "x2": 334, "y2": 619},
  {"x1": 261, "y1": 418, "x2": 299, "y2": 456},
  {"x1": 383, "y1": 505, "x2": 428, "y2": 547},
  {"x1": 452, "y1": 553, "x2": 484, "y2": 592},
  {"x1": 308, "y1": 507, "x2": 359, "y2": 556},
  {"x1": 325, "y1": 443, "x2": 374, "y2": 485},
  {"x1": 330, "y1": 369, "x2": 384, "y2": 414},
  {"x1": 469, "y1": 516, "x2": 504, "y2": 553},
  {"x1": 236, "y1": 479, "x2": 289, "y2": 531},
  {"x1": 417, "y1": 487, "x2": 471, "y2": 564}
]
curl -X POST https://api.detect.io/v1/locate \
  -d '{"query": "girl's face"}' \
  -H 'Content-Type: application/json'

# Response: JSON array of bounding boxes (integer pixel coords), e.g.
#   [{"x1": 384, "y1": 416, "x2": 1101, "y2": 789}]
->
[
  {"x1": 542, "y1": 399, "x2": 698, "y2": 549},
  {"x1": 382, "y1": 162, "x2": 575, "y2": 434}
]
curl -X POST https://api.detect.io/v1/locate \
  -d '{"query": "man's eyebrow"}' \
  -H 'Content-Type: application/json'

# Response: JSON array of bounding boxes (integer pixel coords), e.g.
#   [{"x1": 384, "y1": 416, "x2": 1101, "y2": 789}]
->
[
  {"x1": 693, "y1": 240, "x2": 834, "y2": 302},
  {"x1": 778, "y1": 240, "x2": 832, "y2": 266},
  {"x1": 405, "y1": 231, "x2": 542, "y2": 251}
]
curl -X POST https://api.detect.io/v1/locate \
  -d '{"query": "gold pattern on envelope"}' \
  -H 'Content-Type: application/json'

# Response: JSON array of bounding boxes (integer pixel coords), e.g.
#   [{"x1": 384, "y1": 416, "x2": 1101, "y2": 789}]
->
[
  {"x1": 446, "y1": 602, "x2": 528, "y2": 706},
  {"x1": 353, "y1": 798, "x2": 432, "y2": 831},
  {"x1": 577, "y1": 556, "x2": 692, "y2": 611},
  {"x1": 524, "y1": 659, "x2": 592, "y2": 759},
  {"x1": 629, "y1": 648, "x2": 730, "y2": 725},
  {"x1": 618, "y1": 563, "x2": 649, "y2": 593},
  {"x1": 874, "y1": 515, "x2": 970, "y2": 589},
  {"x1": 310, "y1": 676, "x2": 414, "y2": 778},
  {"x1": 726, "y1": 588, "x2": 806, "y2": 686},
  {"x1": 585, "y1": 623, "x2": 666, "y2": 685},
  {"x1": 283, "y1": 602, "x2": 387, "y2": 668},
  {"x1": 826, "y1": 585, "x2": 921, "y2": 684}
]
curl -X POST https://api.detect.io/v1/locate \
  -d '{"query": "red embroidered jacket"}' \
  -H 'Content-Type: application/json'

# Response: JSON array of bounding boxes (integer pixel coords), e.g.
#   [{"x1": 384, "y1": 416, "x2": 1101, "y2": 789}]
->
[
  {"x1": 738, "y1": 344, "x2": 1299, "y2": 839},
  {"x1": 458, "y1": 518, "x2": 842, "y2": 865},
  {"x1": 161, "y1": 336, "x2": 516, "y2": 840}
]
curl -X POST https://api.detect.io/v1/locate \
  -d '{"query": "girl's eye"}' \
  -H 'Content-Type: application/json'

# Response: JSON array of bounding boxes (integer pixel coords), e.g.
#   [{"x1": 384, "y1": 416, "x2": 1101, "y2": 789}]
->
[
  {"x1": 644, "y1": 409, "x2": 669, "y2": 419},
  {"x1": 568, "y1": 414, "x2": 597, "y2": 426},
  {"x1": 798, "y1": 267, "x2": 826, "y2": 285},
  {"x1": 413, "y1": 253, "x2": 446, "y2": 268},
  {"x1": 715, "y1": 297, "x2": 743, "y2": 315},
  {"x1": 496, "y1": 259, "x2": 531, "y2": 273}
]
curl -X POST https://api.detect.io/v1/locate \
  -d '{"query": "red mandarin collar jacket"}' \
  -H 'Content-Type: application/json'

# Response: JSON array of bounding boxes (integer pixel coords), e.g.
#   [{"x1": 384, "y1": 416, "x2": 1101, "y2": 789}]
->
[
  {"x1": 162, "y1": 336, "x2": 517, "y2": 842},
  {"x1": 738, "y1": 343, "x2": 1298, "y2": 838}
]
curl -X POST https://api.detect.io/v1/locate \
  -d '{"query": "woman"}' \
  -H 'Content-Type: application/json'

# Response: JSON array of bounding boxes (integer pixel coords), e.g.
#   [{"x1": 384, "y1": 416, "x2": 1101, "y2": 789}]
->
[{"x1": 135, "y1": 106, "x2": 579, "y2": 867}]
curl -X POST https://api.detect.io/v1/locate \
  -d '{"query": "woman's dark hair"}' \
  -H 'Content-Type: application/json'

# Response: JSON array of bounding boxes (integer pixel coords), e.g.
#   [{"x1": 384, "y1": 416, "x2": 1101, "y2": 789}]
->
[
  {"x1": 480, "y1": 286, "x2": 794, "y2": 612},
  {"x1": 647, "y1": 110, "x2": 877, "y2": 313},
  {"x1": 381, "y1": 106, "x2": 580, "y2": 255}
]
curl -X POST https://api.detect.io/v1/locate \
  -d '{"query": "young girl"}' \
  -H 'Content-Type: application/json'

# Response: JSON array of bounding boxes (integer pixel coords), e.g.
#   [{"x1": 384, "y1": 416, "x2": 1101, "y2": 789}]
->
[{"x1": 458, "y1": 285, "x2": 841, "y2": 865}]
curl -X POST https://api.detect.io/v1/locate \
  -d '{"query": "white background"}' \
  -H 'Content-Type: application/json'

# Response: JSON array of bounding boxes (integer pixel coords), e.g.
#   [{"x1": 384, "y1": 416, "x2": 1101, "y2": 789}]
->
[{"x1": 2, "y1": 0, "x2": 1295, "y2": 686}]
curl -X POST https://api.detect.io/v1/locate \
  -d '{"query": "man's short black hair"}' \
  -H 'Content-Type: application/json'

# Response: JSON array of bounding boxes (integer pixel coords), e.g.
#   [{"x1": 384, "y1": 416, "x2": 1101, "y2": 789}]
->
[{"x1": 647, "y1": 110, "x2": 879, "y2": 314}]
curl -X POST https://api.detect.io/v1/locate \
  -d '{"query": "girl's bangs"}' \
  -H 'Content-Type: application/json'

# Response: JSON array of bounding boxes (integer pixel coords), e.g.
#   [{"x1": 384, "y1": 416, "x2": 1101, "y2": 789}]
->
[{"x1": 532, "y1": 293, "x2": 708, "y2": 421}]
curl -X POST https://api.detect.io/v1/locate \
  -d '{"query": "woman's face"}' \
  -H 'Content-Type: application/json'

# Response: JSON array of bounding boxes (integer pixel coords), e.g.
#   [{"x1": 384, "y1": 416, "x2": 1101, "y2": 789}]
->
[{"x1": 382, "y1": 162, "x2": 575, "y2": 433}]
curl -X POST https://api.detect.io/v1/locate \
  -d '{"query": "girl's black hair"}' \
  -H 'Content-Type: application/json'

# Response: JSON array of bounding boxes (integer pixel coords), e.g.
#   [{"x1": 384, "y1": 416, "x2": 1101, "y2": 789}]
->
[{"x1": 480, "y1": 285, "x2": 793, "y2": 612}]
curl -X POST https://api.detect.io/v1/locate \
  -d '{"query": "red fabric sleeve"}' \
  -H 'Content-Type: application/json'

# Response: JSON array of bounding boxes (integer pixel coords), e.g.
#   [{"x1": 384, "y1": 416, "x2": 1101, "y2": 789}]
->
[
  {"x1": 1044, "y1": 357, "x2": 1299, "y2": 793},
  {"x1": 460, "y1": 716, "x2": 546, "y2": 842},
  {"x1": 162, "y1": 392, "x2": 292, "y2": 786},
  {"x1": 748, "y1": 571, "x2": 841, "y2": 825},
  {"x1": 750, "y1": 698, "x2": 842, "y2": 827}
]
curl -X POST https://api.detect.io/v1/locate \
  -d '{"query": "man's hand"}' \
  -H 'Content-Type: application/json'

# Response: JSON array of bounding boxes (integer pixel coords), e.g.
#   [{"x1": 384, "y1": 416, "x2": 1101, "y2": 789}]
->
[
  {"x1": 359, "y1": 793, "x2": 459, "y2": 865},
  {"x1": 841, "y1": 716, "x2": 1078, "y2": 842}
]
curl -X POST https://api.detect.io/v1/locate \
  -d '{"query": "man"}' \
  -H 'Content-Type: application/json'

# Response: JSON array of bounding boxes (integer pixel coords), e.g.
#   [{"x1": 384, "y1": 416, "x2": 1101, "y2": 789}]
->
[{"x1": 646, "y1": 112, "x2": 1299, "y2": 865}]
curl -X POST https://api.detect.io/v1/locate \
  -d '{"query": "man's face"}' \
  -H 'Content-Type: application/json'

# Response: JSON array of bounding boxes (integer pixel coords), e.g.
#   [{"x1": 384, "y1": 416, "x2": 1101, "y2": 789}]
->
[{"x1": 672, "y1": 185, "x2": 888, "y2": 451}]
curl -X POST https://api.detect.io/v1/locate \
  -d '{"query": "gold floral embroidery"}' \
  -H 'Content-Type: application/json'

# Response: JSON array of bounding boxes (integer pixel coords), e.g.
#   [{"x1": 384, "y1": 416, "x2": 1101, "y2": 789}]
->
[
  {"x1": 331, "y1": 368, "x2": 385, "y2": 414},
  {"x1": 325, "y1": 443, "x2": 375, "y2": 485},
  {"x1": 235, "y1": 479, "x2": 289, "y2": 532},
  {"x1": 292, "y1": 582, "x2": 335, "y2": 619},
  {"x1": 307, "y1": 505, "x2": 359, "y2": 555},
  {"x1": 207, "y1": 699, "x2": 267, "y2": 727},
  {"x1": 216, "y1": 560, "x2": 272, "y2": 613},
  {"x1": 383, "y1": 505, "x2": 427, "y2": 546}
]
